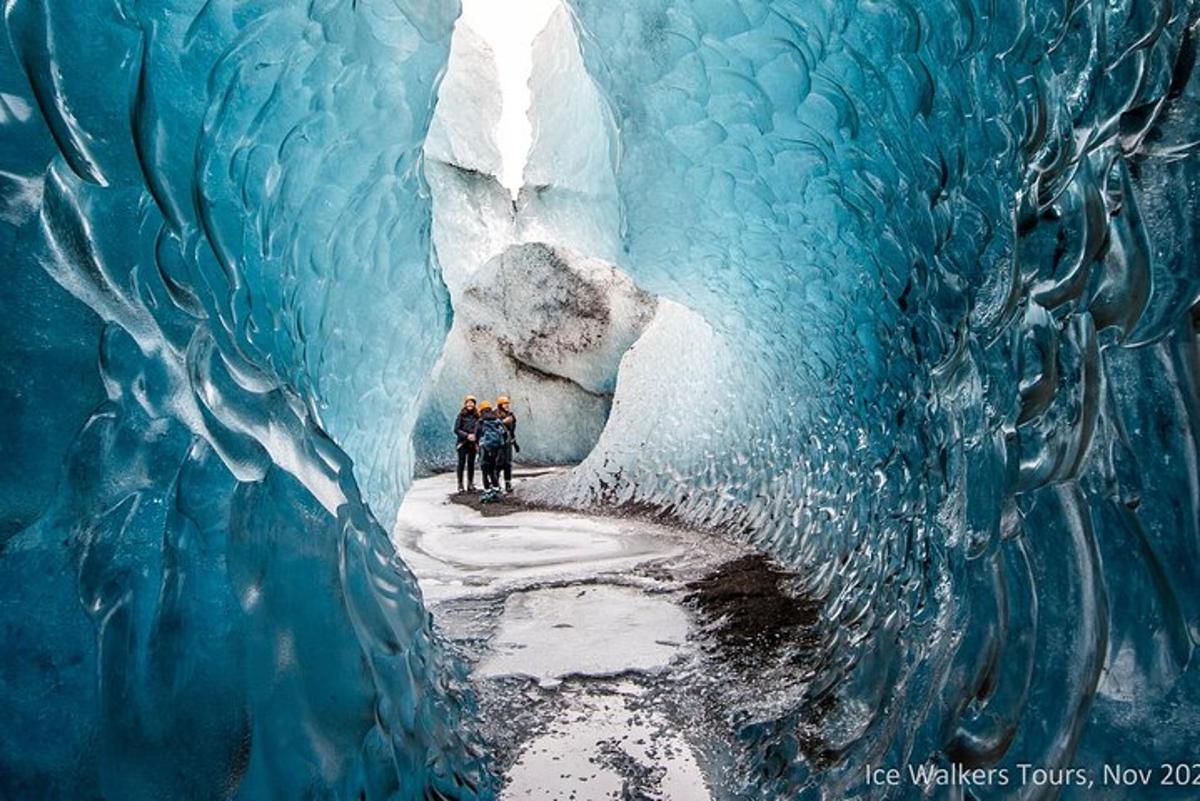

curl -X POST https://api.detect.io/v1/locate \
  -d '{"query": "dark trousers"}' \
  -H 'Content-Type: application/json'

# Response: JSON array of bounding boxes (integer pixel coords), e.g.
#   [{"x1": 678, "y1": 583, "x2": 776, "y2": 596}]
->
[
  {"x1": 456, "y1": 446, "x2": 476, "y2": 488},
  {"x1": 480, "y1": 448, "x2": 501, "y2": 490},
  {"x1": 500, "y1": 445, "x2": 513, "y2": 486}
]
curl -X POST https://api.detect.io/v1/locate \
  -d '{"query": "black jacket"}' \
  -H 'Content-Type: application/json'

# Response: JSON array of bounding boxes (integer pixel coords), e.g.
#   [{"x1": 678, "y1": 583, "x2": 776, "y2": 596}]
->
[
  {"x1": 454, "y1": 409, "x2": 479, "y2": 449},
  {"x1": 500, "y1": 409, "x2": 517, "y2": 451}
]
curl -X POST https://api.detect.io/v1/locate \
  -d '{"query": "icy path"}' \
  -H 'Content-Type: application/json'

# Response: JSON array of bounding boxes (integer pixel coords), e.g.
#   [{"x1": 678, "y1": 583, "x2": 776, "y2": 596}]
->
[{"x1": 391, "y1": 469, "x2": 753, "y2": 800}]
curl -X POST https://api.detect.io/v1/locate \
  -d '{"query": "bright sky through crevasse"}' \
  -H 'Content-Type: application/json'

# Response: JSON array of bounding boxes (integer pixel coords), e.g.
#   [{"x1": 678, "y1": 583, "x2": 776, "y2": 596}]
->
[{"x1": 459, "y1": 0, "x2": 560, "y2": 199}]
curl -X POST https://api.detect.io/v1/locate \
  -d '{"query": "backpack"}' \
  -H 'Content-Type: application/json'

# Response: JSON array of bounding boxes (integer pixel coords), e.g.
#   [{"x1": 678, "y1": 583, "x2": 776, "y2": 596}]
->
[{"x1": 479, "y1": 419, "x2": 506, "y2": 451}]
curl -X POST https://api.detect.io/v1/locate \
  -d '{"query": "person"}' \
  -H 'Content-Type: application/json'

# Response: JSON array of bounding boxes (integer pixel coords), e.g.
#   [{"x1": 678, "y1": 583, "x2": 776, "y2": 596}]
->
[
  {"x1": 476, "y1": 400, "x2": 508, "y2": 493},
  {"x1": 453, "y1": 395, "x2": 479, "y2": 492},
  {"x1": 496, "y1": 395, "x2": 518, "y2": 493}
]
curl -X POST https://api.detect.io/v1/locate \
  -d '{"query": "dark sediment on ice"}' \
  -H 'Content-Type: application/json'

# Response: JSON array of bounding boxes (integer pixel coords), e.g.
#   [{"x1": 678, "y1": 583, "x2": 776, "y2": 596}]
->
[
  {"x1": 448, "y1": 490, "x2": 533, "y2": 517},
  {"x1": 684, "y1": 554, "x2": 823, "y2": 668},
  {"x1": 686, "y1": 554, "x2": 843, "y2": 770},
  {"x1": 445, "y1": 468, "x2": 563, "y2": 517}
]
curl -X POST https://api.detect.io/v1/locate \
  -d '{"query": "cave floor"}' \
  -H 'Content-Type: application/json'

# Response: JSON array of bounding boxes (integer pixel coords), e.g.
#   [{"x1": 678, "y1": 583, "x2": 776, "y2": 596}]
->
[{"x1": 391, "y1": 469, "x2": 815, "y2": 800}]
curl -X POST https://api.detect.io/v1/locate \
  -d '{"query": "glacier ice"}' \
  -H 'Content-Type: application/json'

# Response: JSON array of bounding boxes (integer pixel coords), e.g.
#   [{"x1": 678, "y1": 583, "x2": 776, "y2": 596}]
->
[
  {"x1": 517, "y1": 4, "x2": 622, "y2": 265},
  {"x1": 3, "y1": 0, "x2": 1200, "y2": 799},
  {"x1": 524, "y1": 299, "x2": 741, "y2": 511},
  {"x1": 454, "y1": 245, "x2": 654, "y2": 397},
  {"x1": 424, "y1": 24, "x2": 504, "y2": 178},
  {"x1": 547, "y1": 0, "x2": 1200, "y2": 797},
  {"x1": 415, "y1": 242, "x2": 656, "y2": 468},
  {"x1": 414, "y1": 11, "x2": 648, "y2": 470},
  {"x1": 0, "y1": 1, "x2": 491, "y2": 798}
]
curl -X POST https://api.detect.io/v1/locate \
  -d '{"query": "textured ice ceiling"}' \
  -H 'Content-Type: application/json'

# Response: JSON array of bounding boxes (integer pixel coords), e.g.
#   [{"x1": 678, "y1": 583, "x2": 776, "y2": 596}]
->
[{"x1": 1, "y1": 1, "x2": 1199, "y2": 800}]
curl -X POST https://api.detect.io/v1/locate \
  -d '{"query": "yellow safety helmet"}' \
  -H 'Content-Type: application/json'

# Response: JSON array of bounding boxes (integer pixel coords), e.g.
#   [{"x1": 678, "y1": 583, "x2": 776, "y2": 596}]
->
[
  {"x1": 478, "y1": 400, "x2": 492, "y2": 411},
  {"x1": 497, "y1": 395, "x2": 510, "y2": 406}
]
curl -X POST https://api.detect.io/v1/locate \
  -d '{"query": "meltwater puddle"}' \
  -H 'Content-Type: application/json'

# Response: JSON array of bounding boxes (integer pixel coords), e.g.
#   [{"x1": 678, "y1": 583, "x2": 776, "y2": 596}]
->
[{"x1": 475, "y1": 584, "x2": 690, "y2": 688}]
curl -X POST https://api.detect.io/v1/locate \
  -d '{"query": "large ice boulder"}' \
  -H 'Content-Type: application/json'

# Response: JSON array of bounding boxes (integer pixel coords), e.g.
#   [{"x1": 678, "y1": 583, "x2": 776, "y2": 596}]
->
[
  {"x1": 413, "y1": 243, "x2": 656, "y2": 469},
  {"x1": 459, "y1": 243, "x2": 654, "y2": 395}
]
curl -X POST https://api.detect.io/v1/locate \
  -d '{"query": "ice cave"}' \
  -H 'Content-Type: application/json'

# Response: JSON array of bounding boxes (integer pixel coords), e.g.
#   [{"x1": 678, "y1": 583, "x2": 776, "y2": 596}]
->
[{"x1": 1, "y1": 0, "x2": 1199, "y2": 799}]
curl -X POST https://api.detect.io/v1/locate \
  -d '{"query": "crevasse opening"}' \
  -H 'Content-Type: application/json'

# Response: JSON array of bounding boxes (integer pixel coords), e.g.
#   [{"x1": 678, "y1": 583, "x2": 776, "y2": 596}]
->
[
  {"x1": 413, "y1": 3, "x2": 671, "y2": 471},
  {"x1": 456, "y1": 0, "x2": 558, "y2": 199}
]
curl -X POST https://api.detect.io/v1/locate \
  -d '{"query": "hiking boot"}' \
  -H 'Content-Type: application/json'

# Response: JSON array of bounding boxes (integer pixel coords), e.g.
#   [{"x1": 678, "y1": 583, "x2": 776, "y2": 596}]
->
[
  {"x1": 467, "y1": 484, "x2": 476, "y2": 492},
  {"x1": 505, "y1": 483, "x2": 513, "y2": 494},
  {"x1": 457, "y1": 482, "x2": 464, "y2": 493}
]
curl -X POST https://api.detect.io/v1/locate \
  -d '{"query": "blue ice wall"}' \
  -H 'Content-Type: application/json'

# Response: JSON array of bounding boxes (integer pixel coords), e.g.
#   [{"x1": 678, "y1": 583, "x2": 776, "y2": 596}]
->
[
  {"x1": 0, "y1": 1, "x2": 491, "y2": 798},
  {"x1": 563, "y1": 0, "x2": 1200, "y2": 797}
]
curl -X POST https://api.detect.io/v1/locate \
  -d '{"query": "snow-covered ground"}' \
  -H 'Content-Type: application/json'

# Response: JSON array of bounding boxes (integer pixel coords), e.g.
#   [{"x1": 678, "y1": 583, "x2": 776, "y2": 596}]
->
[{"x1": 391, "y1": 469, "x2": 755, "y2": 799}]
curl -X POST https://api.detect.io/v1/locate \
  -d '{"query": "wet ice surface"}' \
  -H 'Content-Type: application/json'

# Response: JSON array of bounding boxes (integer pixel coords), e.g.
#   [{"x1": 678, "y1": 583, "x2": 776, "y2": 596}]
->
[
  {"x1": 392, "y1": 469, "x2": 712, "y2": 602},
  {"x1": 392, "y1": 469, "x2": 752, "y2": 800},
  {"x1": 504, "y1": 683, "x2": 711, "y2": 801},
  {"x1": 476, "y1": 585, "x2": 689, "y2": 688}
]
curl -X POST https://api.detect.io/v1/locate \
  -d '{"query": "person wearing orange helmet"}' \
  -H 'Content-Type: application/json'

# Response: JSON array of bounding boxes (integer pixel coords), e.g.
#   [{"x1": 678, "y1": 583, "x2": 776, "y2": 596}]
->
[
  {"x1": 453, "y1": 394, "x2": 479, "y2": 492},
  {"x1": 496, "y1": 395, "x2": 518, "y2": 493},
  {"x1": 476, "y1": 400, "x2": 506, "y2": 492}
]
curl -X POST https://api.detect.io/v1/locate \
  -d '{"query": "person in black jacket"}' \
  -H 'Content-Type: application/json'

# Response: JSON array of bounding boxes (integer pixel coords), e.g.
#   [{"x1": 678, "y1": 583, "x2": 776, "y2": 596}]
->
[
  {"x1": 453, "y1": 395, "x2": 479, "y2": 492},
  {"x1": 496, "y1": 395, "x2": 518, "y2": 493}
]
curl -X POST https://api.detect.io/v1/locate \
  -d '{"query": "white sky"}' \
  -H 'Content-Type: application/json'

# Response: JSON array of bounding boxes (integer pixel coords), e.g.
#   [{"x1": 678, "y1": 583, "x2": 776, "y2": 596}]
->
[{"x1": 459, "y1": 0, "x2": 560, "y2": 197}]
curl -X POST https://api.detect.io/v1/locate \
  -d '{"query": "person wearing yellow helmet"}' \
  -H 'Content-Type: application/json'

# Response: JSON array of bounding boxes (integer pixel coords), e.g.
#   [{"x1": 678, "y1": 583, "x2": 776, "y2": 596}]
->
[
  {"x1": 496, "y1": 395, "x2": 518, "y2": 493},
  {"x1": 453, "y1": 395, "x2": 479, "y2": 492}
]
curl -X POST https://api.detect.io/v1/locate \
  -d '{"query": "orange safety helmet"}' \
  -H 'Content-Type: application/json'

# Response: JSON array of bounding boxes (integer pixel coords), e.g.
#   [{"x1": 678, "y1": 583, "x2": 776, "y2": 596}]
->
[
  {"x1": 478, "y1": 400, "x2": 493, "y2": 411},
  {"x1": 496, "y1": 395, "x2": 510, "y2": 406}
]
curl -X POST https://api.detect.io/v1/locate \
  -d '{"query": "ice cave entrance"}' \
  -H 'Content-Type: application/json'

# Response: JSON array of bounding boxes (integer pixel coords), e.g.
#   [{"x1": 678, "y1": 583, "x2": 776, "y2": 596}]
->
[{"x1": 413, "y1": 0, "x2": 662, "y2": 473}]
